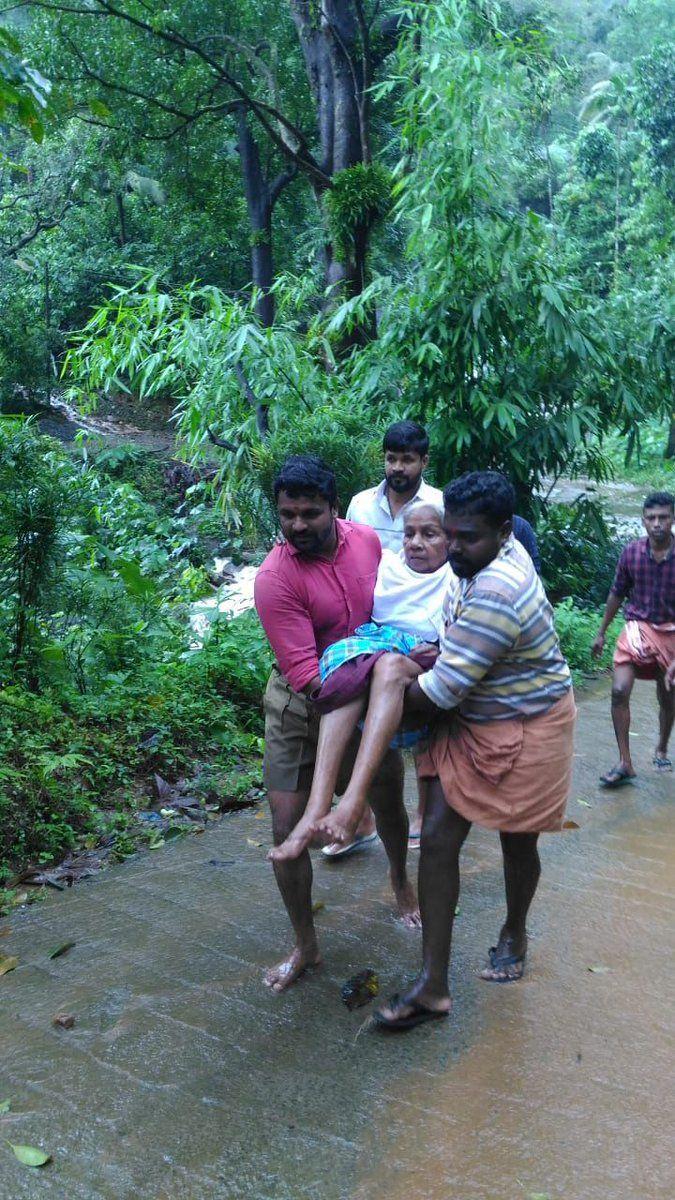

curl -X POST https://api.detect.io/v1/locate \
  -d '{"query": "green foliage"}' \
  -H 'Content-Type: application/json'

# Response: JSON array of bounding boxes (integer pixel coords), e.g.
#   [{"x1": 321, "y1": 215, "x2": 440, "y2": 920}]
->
[
  {"x1": 0, "y1": 26, "x2": 51, "y2": 143},
  {"x1": 553, "y1": 598, "x2": 621, "y2": 683},
  {"x1": 633, "y1": 43, "x2": 675, "y2": 196},
  {"x1": 0, "y1": 419, "x2": 270, "y2": 878},
  {"x1": 576, "y1": 125, "x2": 617, "y2": 179},
  {"x1": 0, "y1": 420, "x2": 79, "y2": 674},
  {"x1": 373, "y1": 0, "x2": 647, "y2": 502},
  {"x1": 326, "y1": 164, "x2": 392, "y2": 255},
  {"x1": 250, "y1": 406, "x2": 384, "y2": 538},
  {"x1": 539, "y1": 500, "x2": 623, "y2": 605}
]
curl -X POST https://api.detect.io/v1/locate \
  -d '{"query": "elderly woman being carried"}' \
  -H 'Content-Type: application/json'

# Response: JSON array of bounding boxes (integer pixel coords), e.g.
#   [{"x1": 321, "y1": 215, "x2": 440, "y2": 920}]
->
[{"x1": 269, "y1": 503, "x2": 452, "y2": 862}]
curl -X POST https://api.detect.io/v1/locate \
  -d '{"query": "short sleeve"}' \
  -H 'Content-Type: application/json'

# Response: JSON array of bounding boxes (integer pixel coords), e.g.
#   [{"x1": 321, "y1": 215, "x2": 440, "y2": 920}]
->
[
  {"x1": 610, "y1": 547, "x2": 632, "y2": 600},
  {"x1": 418, "y1": 590, "x2": 520, "y2": 710}
]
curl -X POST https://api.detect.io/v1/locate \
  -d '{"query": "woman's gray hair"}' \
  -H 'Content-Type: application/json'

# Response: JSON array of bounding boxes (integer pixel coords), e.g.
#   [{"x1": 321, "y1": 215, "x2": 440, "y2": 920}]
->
[{"x1": 410, "y1": 500, "x2": 445, "y2": 524}]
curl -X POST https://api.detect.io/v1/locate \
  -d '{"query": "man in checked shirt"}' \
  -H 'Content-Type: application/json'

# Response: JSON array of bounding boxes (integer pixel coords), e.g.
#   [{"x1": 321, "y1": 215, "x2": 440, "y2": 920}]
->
[{"x1": 593, "y1": 491, "x2": 675, "y2": 785}]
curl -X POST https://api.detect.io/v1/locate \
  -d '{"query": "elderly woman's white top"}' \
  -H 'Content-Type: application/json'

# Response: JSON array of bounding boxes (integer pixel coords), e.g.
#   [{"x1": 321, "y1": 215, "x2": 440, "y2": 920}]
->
[{"x1": 371, "y1": 549, "x2": 453, "y2": 642}]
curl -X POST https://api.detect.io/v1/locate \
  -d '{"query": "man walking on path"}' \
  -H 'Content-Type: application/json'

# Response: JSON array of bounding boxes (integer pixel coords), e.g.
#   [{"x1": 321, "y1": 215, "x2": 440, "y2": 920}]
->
[
  {"x1": 592, "y1": 491, "x2": 675, "y2": 785},
  {"x1": 254, "y1": 454, "x2": 419, "y2": 992},
  {"x1": 312, "y1": 471, "x2": 576, "y2": 1030}
]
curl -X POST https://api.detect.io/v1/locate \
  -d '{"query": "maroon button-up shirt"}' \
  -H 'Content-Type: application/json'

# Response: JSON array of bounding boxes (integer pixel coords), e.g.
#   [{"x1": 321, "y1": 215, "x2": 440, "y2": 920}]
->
[
  {"x1": 610, "y1": 536, "x2": 675, "y2": 625},
  {"x1": 254, "y1": 519, "x2": 382, "y2": 693}
]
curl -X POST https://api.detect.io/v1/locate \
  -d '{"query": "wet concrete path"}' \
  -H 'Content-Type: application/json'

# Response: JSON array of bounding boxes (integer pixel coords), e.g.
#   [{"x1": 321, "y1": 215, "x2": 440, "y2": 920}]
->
[{"x1": 0, "y1": 681, "x2": 673, "y2": 1200}]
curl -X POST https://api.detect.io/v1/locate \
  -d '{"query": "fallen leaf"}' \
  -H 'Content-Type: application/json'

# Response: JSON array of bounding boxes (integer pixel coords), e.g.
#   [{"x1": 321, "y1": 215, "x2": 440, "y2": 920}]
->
[
  {"x1": 576, "y1": 798, "x2": 592, "y2": 808},
  {"x1": 0, "y1": 1099, "x2": 10, "y2": 1113},
  {"x1": 312, "y1": 901, "x2": 325, "y2": 914},
  {"x1": 52, "y1": 1013, "x2": 75, "y2": 1029},
  {"x1": 49, "y1": 941, "x2": 75, "y2": 960},
  {"x1": 341, "y1": 968, "x2": 379, "y2": 1011},
  {"x1": 246, "y1": 839, "x2": 263, "y2": 848},
  {"x1": 254, "y1": 811, "x2": 266, "y2": 820},
  {"x1": 562, "y1": 819, "x2": 580, "y2": 830},
  {"x1": 9, "y1": 1143, "x2": 51, "y2": 1167},
  {"x1": 587, "y1": 964, "x2": 611, "y2": 974},
  {"x1": 0, "y1": 956, "x2": 18, "y2": 977}
]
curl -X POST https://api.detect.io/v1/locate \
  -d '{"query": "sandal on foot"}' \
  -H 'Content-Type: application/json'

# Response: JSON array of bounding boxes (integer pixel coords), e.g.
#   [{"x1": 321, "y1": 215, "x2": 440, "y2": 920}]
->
[
  {"x1": 480, "y1": 945, "x2": 526, "y2": 983},
  {"x1": 408, "y1": 830, "x2": 422, "y2": 850},
  {"x1": 652, "y1": 753, "x2": 672, "y2": 772},
  {"x1": 599, "y1": 766, "x2": 635, "y2": 789},
  {"x1": 321, "y1": 831, "x2": 378, "y2": 860},
  {"x1": 373, "y1": 993, "x2": 449, "y2": 1032}
]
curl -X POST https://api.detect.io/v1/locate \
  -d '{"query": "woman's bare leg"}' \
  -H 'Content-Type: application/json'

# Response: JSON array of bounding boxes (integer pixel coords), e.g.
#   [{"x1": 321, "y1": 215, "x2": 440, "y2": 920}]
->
[
  {"x1": 268, "y1": 695, "x2": 366, "y2": 862},
  {"x1": 313, "y1": 655, "x2": 421, "y2": 846}
]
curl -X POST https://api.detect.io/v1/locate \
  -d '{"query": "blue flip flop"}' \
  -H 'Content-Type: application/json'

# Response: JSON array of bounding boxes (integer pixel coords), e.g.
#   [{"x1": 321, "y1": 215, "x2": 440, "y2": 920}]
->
[{"x1": 480, "y1": 944, "x2": 526, "y2": 983}]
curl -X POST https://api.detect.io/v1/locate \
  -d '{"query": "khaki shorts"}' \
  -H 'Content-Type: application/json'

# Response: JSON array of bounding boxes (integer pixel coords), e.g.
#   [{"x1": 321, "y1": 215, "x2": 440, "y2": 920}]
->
[{"x1": 262, "y1": 668, "x2": 359, "y2": 794}]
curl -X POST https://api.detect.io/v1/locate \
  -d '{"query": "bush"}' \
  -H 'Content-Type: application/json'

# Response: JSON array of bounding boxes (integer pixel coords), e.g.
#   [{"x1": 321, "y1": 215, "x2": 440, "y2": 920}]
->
[
  {"x1": 244, "y1": 404, "x2": 384, "y2": 543},
  {"x1": 553, "y1": 598, "x2": 621, "y2": 683},
  {"x1": 540, "y1": 499, "x2": 622, "y2": 605}
]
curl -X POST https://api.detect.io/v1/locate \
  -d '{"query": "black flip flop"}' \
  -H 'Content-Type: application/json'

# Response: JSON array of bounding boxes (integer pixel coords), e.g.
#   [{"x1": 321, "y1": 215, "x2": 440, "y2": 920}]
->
[
  {"x1": 480, "y1": 945, "x2": 526, "y2": 983},
  {"x1": 599, "y1": 766, "x2": 635, "y2": 789},
  {"x1": 373, "y1": 992, "x2": 449, "y2": 1032}
]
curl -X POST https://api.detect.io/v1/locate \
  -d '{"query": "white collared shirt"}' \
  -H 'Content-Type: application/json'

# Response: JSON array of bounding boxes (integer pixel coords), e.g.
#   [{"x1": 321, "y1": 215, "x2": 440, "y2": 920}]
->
[{"x1": 345, "y1": 478, "x2": 443, "y2": 552}]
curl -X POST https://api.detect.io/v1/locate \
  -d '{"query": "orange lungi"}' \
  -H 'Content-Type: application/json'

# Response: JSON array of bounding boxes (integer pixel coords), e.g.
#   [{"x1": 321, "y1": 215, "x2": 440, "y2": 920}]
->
[
  {"x1": 613, "y1": 621, "x2": 675, "y2": 681},
  {"x1": 416, "y1": 689, "x2": 577, "y2": 833}
]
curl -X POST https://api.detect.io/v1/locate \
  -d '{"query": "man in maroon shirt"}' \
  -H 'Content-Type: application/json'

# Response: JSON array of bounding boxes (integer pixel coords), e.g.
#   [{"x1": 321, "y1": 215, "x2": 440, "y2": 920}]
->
[
  {"x1": 592, "y1": 491, "x2": 675, "y2": 786},
  {"x1": 254, "y1": 455, "x2": 419, "y2": 991}
]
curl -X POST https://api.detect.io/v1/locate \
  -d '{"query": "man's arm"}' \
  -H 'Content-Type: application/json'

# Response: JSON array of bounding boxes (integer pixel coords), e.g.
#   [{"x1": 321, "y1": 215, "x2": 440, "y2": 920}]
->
[
  {"x1": 254, "y1": 569, "x2": 321, "y2": 694},
  {"x1": 415, "y1": 591, "x2": 521, "y2": 711},
  {"x1": 592, "y1": 549, "x2": 630, "y2": 658},
  {"x1": 591, "y1": 593, "x2": 623, "y2": 658}
]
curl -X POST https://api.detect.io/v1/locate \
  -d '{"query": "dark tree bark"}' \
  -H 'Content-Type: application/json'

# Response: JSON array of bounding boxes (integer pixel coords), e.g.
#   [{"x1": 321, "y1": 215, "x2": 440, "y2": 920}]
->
[
  {"x1": 235, "y1": 104, "x2": 297, "y2": 328},
  {"x1": 665, "y1": 416, "x2": 675, "y2": 460}
]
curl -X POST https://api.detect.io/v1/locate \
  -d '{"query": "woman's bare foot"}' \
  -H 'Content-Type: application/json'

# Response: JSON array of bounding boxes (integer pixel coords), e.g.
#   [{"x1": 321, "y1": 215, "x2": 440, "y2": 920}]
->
[
  {"x1": 263, "y1": 944, "x2": 322, "y2": 993},
  {"x1": 312, "y1": 799, "x2": 361, "y2": 847},
  {"x1": 267, "y1": 822, "x2": 317, "y2": 862},
  {"x1": 391, "y1": 874, "x2": 422, "y2": 928}
]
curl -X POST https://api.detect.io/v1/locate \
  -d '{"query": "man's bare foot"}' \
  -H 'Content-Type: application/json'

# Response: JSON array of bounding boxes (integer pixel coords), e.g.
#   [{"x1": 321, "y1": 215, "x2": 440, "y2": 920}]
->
[
  {"x1": 374, "y1": 977, "x2": 451, "y2": 1028},
  {"x1": 392, "y1": 875, "x2": 421, "y2": 928},
  {"x1": 263, "y1": 945, "x2": 322, "y2": 993},
  {"x1": 267, "y1": 823, "x2": 316, "y2": 862}
]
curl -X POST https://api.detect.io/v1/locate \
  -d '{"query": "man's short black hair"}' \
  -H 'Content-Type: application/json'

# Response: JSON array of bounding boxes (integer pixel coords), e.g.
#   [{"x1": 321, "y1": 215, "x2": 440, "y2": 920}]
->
[
  {"x1": 383, "y1": 420, "x2": 429, "y2": 457},
  {"x1": 273, "y1": 454, "x2": 337, "y2": 506},
  {"x1": 443, "y1": 470, "x2": 515, "y2": 528},
  {"x1": 643, "y1": 490, "x2": 674, "y2": 513}
]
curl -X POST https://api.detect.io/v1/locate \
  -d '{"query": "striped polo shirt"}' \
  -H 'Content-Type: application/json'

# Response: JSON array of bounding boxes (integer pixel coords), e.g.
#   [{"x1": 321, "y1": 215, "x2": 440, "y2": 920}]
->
[{"x1": 419, "y1": 537, "x2": 571, "y2": 722}]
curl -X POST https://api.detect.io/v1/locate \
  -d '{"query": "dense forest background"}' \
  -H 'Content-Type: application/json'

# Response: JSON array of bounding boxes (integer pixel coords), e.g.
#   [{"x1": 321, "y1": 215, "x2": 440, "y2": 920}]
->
[{"x1": 0, "y1": 0, "x2": 672, "y2": 892}]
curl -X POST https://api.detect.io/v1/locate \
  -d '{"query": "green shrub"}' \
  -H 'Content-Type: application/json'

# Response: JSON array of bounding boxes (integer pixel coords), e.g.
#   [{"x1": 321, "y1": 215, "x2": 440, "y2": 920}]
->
[
  {"x1": 245, "y1": 404, "x2": 384, "y2": 542},
  {"x1": 540, "y1": 499, "x2": 623, "y2": 605},
  {"x1": 553, "y1": 598, "x2": 621, "y2": 683}
]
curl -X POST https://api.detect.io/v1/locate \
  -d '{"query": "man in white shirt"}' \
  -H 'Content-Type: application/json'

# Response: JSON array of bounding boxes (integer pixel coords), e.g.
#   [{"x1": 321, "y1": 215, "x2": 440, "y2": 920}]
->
[
  {"x1": 346, "y1": 420, "x2": 443, "y2": 551},
  {"x1": 324, "y1": 421, "x2": 441, "y2": 858}
]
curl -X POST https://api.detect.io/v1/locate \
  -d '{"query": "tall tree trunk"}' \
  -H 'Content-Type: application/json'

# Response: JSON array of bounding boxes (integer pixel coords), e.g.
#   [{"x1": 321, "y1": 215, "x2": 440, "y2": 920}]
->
[
  {"x1": 665, "y1": 415, "x2": 675, "y2": 460},
  {"x1": 291, "y1": 0, "x2": 369, "y2": 300},
  {"x1": 235, "y1": 105, "x2": 275, "y2": 327}
]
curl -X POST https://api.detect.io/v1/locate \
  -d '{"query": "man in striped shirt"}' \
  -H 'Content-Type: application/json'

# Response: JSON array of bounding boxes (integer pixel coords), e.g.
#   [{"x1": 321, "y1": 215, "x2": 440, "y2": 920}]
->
[{"x1": 315, "y1": 472, "x2": 576, "y2": 1030}]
